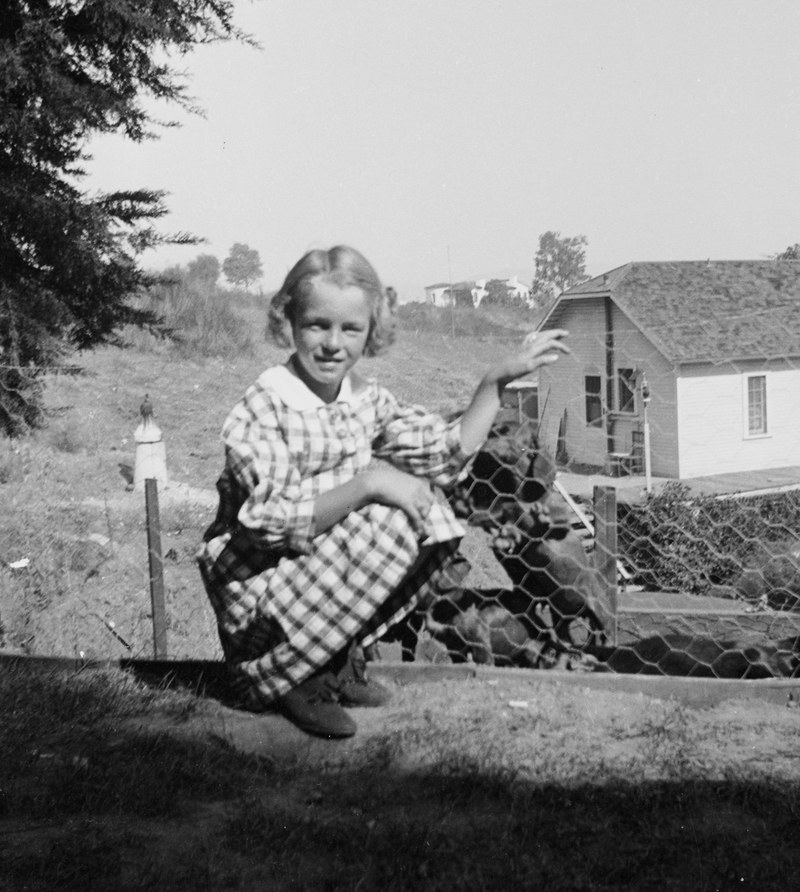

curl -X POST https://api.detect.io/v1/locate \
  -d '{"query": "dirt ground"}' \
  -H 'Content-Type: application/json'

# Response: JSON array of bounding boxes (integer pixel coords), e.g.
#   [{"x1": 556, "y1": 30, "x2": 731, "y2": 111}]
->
[{"x1": 152, "y1": 665, "x2": 800, "y2": 769}]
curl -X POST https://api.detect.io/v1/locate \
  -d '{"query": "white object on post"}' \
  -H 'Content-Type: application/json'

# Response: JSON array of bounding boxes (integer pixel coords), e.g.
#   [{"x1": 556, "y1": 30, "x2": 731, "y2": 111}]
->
[
  {"x1": 640, "y1": 374, "x2": 652, "y2": 494},
  {"x1": 133, "y1": 394, "x2": 167, "y2": 491}
]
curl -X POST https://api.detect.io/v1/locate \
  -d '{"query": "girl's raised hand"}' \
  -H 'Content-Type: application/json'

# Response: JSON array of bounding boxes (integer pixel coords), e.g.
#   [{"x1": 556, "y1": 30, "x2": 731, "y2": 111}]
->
[
  {"x1": 488, "y1": 328, "x2": 570, "y2": 387},
  {"x1": 459, "y1": 329, "x2": 570, "y2": 455}
]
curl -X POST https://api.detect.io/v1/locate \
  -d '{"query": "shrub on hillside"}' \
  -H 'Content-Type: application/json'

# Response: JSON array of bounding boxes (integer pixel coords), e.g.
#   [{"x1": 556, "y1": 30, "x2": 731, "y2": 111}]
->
[
  {"x1": 395, "y1": 303, "x2": 526, "y2": 338},
  {"x1": 130, "y1": 268, "x2": 255, "y2": 358},
  {"x1": 619, "y1": 482, "x2": 800, "y2": 601}
]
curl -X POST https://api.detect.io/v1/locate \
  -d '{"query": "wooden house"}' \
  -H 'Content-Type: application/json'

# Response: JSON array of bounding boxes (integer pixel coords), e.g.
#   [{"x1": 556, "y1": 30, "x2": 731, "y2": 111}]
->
[{"x1": 534, "y1": 261, "x2": 800, "y2": 479}]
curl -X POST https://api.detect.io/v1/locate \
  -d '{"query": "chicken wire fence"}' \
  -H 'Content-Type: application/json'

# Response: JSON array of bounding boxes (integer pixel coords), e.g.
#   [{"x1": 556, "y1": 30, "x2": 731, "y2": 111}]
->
[
  {"x1": 429, "y1": 424, "x2": 800, "y2": 679},
  {"x1": 415, "y1": 346, "x2": 800, "y2": 680},
  {"x1": 3, "y1": 414, "x2": 800, "y2": 678},
  {"x1": 3, "y1": 314, "x2": 800, "y2": 680}
]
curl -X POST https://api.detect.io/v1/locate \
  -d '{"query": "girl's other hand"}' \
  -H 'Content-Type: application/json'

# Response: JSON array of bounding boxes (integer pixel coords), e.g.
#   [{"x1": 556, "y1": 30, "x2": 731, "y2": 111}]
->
[
  {"x1": 363, "y1": 468, "x2": 434, "y2": 538},
  {"x1": 487, "y1": 328, "x2": 570, "y2": 387}
]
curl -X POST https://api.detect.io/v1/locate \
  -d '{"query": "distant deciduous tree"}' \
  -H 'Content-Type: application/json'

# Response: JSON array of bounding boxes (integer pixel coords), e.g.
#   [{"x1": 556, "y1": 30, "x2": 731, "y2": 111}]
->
[
  {"x1": 223, "y1": 244, "x2": 263, "y2": 290},
  {"x1": 774, "y1": 244, "x2": 800, "y2": 260},
  {"x1": 480, "y1": 279, "x2": 524, "y2": 309},
  {"x1": 532, "y1": 231, "x2": 589, "y2": 305},
  {"x1": 187, "y1": 254, "x2": 221, "y2": 286}
]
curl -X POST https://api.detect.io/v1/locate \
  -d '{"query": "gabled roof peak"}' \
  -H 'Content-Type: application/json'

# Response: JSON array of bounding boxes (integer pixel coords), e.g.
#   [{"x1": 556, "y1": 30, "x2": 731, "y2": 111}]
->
[{"x1": 550, "y1": 260, "x2": 800, "y2": 362}]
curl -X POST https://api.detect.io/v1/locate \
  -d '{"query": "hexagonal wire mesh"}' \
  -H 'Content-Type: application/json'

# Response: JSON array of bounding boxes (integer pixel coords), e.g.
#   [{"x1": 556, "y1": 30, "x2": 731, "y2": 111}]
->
[
  {"x1": 406, "y1": 291, "x2": 800, "y2": 681},
  {"x1": 6, "y1": 275, "x2": 800, "y2": 682}
]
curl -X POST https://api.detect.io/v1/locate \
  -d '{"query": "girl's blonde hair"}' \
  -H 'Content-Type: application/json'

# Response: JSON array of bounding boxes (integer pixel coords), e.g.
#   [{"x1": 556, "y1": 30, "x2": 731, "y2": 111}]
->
[{"x1": 267, "y1": 246, "x2": 396, "y2": 356}]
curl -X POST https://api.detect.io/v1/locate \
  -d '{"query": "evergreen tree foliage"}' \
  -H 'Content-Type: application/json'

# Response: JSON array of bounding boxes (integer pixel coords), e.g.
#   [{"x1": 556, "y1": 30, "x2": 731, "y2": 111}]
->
[{"x1": 0, "y1": 0, "x2": 248, "y2": 434}]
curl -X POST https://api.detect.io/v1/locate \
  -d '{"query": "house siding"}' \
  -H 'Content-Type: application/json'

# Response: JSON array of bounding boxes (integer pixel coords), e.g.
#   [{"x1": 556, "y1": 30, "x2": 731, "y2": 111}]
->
[
  {"x1": 538, "y1": 298, "x2": 680, "y2": 476},
  {"x1": 538, "y1": 298, "x2": 606, "y2": 465},
  {"x1": 676, "y1": 361, "x2": 800, "y2": 477},
  {"x1": 610, "y1": 306, "x2": 680, "y2": 478}
]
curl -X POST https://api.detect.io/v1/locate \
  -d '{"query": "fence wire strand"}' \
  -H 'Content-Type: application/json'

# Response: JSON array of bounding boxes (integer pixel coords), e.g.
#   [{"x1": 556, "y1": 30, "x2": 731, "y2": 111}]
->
[{"x1": 2, "y1": 333, "x2": 800, "y2": 682}]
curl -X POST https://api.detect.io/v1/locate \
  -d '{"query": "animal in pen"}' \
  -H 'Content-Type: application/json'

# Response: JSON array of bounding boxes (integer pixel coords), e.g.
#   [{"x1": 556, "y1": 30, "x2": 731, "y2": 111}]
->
[
  {"x1": 422, "y1": 585, "x2": 599, "y2": 670},
  {"x1": 403, "y1": 582, "x2": 800, "y2": 677},
  {"x1": 379, "y1": 421, "x2": 800, "y2": 678},
  {"x1": 448, "y1": 423, "x2": 612, "y2": 648},
  {"x1": 398, "y1": 582, "x2": 800, "y2": 679},
  {"x1": 587, "y1": 633, "x2": 800, "y2": 679},
  {"x1": 381, "y1": 422, "x2": 612, "y2": 664}
]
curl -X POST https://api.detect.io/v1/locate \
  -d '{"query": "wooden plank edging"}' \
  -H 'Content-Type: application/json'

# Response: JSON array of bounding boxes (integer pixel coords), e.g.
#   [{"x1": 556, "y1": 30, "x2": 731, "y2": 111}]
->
[{"x1": 2, "y1": 652, "x2": 799, "y2": 710}]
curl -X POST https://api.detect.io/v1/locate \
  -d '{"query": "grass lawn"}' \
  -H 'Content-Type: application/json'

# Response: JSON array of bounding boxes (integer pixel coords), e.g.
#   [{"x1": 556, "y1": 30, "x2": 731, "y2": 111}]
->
[{"x1": 2, "y1": 659, "x2": 800, "y2": 892}]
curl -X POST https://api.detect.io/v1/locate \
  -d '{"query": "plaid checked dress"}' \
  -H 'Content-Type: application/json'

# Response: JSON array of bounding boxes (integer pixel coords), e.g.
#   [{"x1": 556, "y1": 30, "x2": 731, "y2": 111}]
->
[{"x1": 197, "y1": 364, "x2": 473, "y2": 708}]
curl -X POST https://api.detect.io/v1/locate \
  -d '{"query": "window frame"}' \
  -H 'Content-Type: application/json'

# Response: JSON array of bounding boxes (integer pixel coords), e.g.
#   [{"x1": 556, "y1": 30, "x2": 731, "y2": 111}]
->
[
  {"x1": 616, "y1": 367, "x2": 637, "y2": 414},
  {"x1": 584, "y1": 374, "x2": 603, "y2": 428},
  {"x1": 743, "y1": 372, "x2": 769, "y2": 439}
]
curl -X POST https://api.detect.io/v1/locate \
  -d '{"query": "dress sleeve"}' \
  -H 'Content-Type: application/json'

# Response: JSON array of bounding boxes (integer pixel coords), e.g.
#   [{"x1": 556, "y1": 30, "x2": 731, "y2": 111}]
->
[
  {"x1": 221, "y1": 390, "x2": 316, "y2": 555},
  {"x1": 371, "y1": 385, "x2": 475, "y2": 488}
]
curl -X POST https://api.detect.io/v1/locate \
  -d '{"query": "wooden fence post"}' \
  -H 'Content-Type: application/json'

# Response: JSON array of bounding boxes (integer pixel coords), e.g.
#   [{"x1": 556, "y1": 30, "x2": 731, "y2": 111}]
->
[
  {"x1": 593, "y1": 485, "x2": 618, "y2": 646},
  {"x1": 145, "y1": 477, "x2": 168, "y2": 659},
  {"x1": 135, "y1": 395, "x2": 168, "y2": 660}
]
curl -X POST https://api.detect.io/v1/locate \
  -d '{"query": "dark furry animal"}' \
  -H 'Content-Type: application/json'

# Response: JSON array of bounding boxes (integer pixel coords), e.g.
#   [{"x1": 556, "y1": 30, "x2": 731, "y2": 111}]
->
[
  {"x1": 382, "y1": 423, "x2": 800, "y2": 679},
  {"x1": 449, "y1": 424, "x2": 612, "y2": 648},
  {"x1": 382, "y1": 422, "x2": 610, "y2": 663},
  {"x1": 423, "y1": 585, "x2": 599, "y2": 670}
]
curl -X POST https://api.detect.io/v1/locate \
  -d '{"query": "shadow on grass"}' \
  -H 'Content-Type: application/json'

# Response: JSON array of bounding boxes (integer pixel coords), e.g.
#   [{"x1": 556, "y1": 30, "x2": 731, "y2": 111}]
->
[
  {"x1": 4, "y1": 766, "x2": 799, "y2": 890},
  {"x1": 222, "y1": 771, "x2": 800, "y2": 892},
  {"x1": 2, "y1": 660, "x2": 799, "y2": 891},
  {"x1": 120, "y1": 657, "x2": 236, "y2": 706}
]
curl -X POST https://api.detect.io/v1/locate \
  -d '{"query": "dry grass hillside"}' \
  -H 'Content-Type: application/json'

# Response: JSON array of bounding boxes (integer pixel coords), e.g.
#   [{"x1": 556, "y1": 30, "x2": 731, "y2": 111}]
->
[{"x1": 0, "y1": 296, "x2": 522, "y2": 661}]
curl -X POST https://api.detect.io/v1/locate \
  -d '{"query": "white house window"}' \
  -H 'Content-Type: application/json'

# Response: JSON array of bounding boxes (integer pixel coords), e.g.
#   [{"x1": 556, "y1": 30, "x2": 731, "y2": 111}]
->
[
  {"x1": 585, "y1": 375, "x2": 603, "y2": 427},
  {"x1": 745, "y1": 374, "x2": 768, "y2": 437},
  {"x1": 617, "y1": 368, "x2": 636, "y2": 413}
]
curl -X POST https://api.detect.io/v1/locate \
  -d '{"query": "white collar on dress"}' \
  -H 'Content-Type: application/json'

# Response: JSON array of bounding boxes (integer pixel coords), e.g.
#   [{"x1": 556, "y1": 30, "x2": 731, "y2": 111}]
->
[{"x1": 258, "y1": 363, "x2": 364, "y2": 411}]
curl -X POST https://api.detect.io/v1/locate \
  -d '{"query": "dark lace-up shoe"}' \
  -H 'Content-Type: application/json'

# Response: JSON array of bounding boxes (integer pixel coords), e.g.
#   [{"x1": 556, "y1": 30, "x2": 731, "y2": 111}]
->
[
  {"x1": 337, "y1": 646, "x2": 392, "y2": 708},
  {"x1": 276, "y1": 672, "x2": 357, "y2": 738}
]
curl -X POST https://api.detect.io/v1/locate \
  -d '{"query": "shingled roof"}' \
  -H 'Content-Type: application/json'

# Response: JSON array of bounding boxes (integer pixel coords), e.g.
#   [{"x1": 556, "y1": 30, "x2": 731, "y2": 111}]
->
[{"x1": 553, "y1": 260, "x2": 800, "y2": 363}]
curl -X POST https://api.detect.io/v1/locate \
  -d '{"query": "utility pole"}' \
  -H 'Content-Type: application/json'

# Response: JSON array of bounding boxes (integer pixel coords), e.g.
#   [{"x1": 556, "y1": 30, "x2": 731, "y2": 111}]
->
[{"x1": 447, "y1": 246, "x2": 456, "y2": 337}]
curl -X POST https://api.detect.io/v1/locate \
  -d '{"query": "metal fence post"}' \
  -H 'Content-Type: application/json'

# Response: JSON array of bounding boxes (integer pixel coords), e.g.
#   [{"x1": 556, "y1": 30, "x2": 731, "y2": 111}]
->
[{"x1": 594, "y1": 485, "x2": 618, "y2": 646}]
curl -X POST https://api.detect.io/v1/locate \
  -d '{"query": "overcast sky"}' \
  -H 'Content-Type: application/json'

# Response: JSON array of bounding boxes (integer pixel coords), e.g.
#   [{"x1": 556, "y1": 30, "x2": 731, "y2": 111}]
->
[{"x1": 85, "y1": 0, "x2": 800, "y2": 302}]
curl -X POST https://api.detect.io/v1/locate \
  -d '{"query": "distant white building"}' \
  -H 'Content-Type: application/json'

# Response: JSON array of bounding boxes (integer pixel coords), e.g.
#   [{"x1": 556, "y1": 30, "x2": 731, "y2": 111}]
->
[
  {"x1": 505, "y1": 275, "x2": 532, "y2": 304},
  {"x1": 425, "y1": 276, "x2": 532, "y2": 308},
  {"x1": 424, "y1": 283, "x2": 453, "y2": 307},
  {"x1": 471, "y1": 279, "x2": 488, "y2": 307}
]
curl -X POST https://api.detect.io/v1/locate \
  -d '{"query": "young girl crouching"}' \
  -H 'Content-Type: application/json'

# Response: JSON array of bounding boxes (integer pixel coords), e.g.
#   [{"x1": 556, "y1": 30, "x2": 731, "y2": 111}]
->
[{"x1": 197, "y1": 245, "x2": 568, "y2": 738}]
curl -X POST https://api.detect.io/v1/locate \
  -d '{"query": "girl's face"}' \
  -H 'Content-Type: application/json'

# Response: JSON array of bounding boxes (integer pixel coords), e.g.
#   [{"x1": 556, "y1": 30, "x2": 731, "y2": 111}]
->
[{"x1": 290, "y1": 278, "x2": 372, "y2": 402}]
